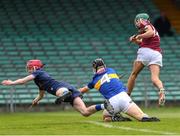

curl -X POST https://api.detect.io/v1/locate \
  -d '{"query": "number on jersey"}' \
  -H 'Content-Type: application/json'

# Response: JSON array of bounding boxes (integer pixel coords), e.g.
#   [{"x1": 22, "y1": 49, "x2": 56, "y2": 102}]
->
[{"x1": 100, "y1": 74, "x2": 110, "y2": 85}]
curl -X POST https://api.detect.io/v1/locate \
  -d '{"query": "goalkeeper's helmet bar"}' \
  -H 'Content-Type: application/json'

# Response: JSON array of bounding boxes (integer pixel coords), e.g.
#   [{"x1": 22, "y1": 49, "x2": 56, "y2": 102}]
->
[{"x1": 92, "y1": 58, "x2": 106, "y2": 72}]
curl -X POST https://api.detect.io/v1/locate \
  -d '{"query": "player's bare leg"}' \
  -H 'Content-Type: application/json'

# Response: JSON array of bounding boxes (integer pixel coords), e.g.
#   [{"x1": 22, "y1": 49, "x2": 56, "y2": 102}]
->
[
  {"x1": 56, "y1": 87, "x2": 71, "y2": 97},
  {"x1": 55, "y1": 87, "x2": 72, "y2": 104},
  {"x1": 149, "y1": 64, "x2": 164, "y2": 89},
  {"x1": 73, "y1": 97, "x2": 98, "y2": 117},
  {"x1": 103, "y1": 100, "x2": 132, "y2": 122},
  {"x1": 149, "y1": 64, "x2": 165, "y2": 106},
  {"x1": 127, "y1": 61, "x2": 144, "y2": 95},
  {"x1": 126, "y1": 103, "x2": 146, "y2": 120},
  {"x1": 126, "y1": 103, "x2": 160, "y2": 121}
]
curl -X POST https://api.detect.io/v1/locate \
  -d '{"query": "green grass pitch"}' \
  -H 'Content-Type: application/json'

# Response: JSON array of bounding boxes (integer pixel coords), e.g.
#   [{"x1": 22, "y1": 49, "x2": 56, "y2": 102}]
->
[{"x1": 0, "y1": 107, "x2": 180, "y2": 135}]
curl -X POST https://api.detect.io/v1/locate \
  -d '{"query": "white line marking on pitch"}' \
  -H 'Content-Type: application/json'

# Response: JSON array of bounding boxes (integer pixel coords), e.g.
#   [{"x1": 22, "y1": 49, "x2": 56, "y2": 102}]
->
[{"x1": 87, "y1": 121, "x2": 178, "y2": 135}]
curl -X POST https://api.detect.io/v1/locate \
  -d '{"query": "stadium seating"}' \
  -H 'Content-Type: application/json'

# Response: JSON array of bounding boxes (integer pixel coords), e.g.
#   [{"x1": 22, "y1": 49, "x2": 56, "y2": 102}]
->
[
  {"x1": 0, "y1": 0, "x2": 179, "y2": 106},
  {"x1": 153, "y1": 0, "x2": 180, "y2": 32}
]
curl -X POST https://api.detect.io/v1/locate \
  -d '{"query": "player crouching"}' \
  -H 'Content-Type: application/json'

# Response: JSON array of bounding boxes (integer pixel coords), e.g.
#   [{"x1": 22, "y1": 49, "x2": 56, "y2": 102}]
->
[{"x1": 80, "y1": 58, "x2": 160, "y2": 122}]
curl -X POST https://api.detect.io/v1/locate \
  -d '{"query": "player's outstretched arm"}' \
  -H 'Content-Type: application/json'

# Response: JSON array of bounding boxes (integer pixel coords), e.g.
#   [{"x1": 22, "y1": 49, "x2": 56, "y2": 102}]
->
[
  {"x1": 32, "y1": 90, "x2": 45, "y2": 106},
  {"x1": 1, "y1": 75, "x2": 35, "y2": 86}
]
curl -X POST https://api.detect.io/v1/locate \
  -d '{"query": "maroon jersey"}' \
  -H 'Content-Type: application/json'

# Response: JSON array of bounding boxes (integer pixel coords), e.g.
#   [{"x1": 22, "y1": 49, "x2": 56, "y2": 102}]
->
[{"x1": 138, "y1": 21, "x2": 161, "y2": 52}]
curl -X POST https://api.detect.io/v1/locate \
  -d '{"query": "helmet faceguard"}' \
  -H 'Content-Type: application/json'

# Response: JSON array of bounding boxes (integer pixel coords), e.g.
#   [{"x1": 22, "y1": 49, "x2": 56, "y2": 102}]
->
[
  {"x1": 92, "y1": 58, "x2": 106, "y2": 73},
  {"x1": 26, "y1": 60, "x2": 44, "y2": 73}
]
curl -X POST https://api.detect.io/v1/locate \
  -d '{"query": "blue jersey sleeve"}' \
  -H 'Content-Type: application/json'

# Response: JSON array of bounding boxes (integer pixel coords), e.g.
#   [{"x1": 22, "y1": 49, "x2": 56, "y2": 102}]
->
[{"x1": 87, "y1": 81, "x2": 94, "y2": 89}]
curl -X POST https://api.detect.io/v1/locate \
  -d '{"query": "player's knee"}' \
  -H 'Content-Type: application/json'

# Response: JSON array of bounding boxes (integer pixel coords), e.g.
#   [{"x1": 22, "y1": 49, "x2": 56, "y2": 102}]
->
[
  {"x1": 81, "y1": 110, "x2": 90, "y2": 117},
  {"x1": 82, "y1": 113, "x2": 90, "y2": 117},
  {"x1": 151, "y1": 76, "x2": 160, "y2": 84},
  {"x1": 56, "y1": 87, "x2": 69, "y2": 96},
  {"x1": 103, "y1": 115, "x2": 112, "y2": 122}
]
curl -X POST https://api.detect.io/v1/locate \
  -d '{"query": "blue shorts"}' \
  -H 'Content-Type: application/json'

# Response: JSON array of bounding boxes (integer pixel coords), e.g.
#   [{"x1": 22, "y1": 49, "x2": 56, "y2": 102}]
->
[
  {"x1": 64, "y1": 87, "x2": 83, "y2": 106},
  {"x1": 47, "y1": 81, "x2": 82, "y2": 106}
]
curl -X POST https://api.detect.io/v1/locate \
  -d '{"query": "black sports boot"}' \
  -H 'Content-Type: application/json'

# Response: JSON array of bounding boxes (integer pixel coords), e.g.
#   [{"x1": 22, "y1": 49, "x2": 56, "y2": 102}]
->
[
  {"x1": 141, "y1": 117, "x2": 160, "y2": 122},
  {"x1": 55, "y1": 91, "x2": 72, "y2": 105},
  {"x1": 112, "y1": 113, "x2": 132, "y2": 122}
]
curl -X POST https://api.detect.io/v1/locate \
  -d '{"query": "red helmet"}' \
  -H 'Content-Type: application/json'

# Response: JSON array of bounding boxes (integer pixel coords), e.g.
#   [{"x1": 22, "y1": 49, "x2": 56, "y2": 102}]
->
[{"x1": 26, "y1": 60, "x2": 44, "y2": 69}]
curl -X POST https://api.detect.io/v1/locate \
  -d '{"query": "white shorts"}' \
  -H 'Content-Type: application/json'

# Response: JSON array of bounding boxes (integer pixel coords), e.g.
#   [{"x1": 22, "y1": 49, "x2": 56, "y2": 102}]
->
[
  {"x1": 136, "y1": 47, "x2": 163, "y2": 67},
  {"x1": 109, "y1": 92, "x2": 134, "y2": 114}
]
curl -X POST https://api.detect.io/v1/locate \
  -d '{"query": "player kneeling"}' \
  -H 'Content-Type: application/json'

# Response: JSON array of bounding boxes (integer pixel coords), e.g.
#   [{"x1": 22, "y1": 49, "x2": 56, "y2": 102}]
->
[{"x1": 80, "y1": 58, "x2": 160, "y2": 122}]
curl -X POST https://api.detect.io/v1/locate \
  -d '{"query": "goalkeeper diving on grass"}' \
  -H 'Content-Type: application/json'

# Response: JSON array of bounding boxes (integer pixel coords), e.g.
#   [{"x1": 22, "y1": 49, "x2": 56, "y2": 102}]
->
[
  {"x1": 1, "y1": 59, "x2": 131, "y2": 121},
  {"x1": 1, "y1": 59, "x2": 104, "y2": 117},
  {"x1": 80, "y1": 58, "x2": 160, "y2": 122}
]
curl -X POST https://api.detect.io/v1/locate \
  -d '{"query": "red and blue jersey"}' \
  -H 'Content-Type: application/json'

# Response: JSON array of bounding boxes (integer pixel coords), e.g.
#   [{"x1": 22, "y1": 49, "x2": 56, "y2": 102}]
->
[{"x1": 87, "y1": 68, "x2": 127, "y2": 99}]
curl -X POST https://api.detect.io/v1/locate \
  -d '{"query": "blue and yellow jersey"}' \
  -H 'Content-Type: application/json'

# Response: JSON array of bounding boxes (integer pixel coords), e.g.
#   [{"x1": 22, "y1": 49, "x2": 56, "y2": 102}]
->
[{"x1": 87, "y1": 68, "x2": 127, "y2": 99}]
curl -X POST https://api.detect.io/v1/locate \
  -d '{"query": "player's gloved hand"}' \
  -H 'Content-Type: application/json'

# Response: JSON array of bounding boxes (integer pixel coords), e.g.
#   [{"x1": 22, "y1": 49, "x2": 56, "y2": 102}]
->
[
  {"x1": 158, "y1": 89, "x2": 165, "y2": 106},
  {"x1": 129, "y1": 35, "x2": 137, "y2": 42}
]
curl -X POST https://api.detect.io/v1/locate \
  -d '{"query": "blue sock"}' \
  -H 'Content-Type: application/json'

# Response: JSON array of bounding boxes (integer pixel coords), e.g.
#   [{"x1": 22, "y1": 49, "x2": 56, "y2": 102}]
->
[{"x1": 95, "y1": 104, "x2": 104, "y2": 111}]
